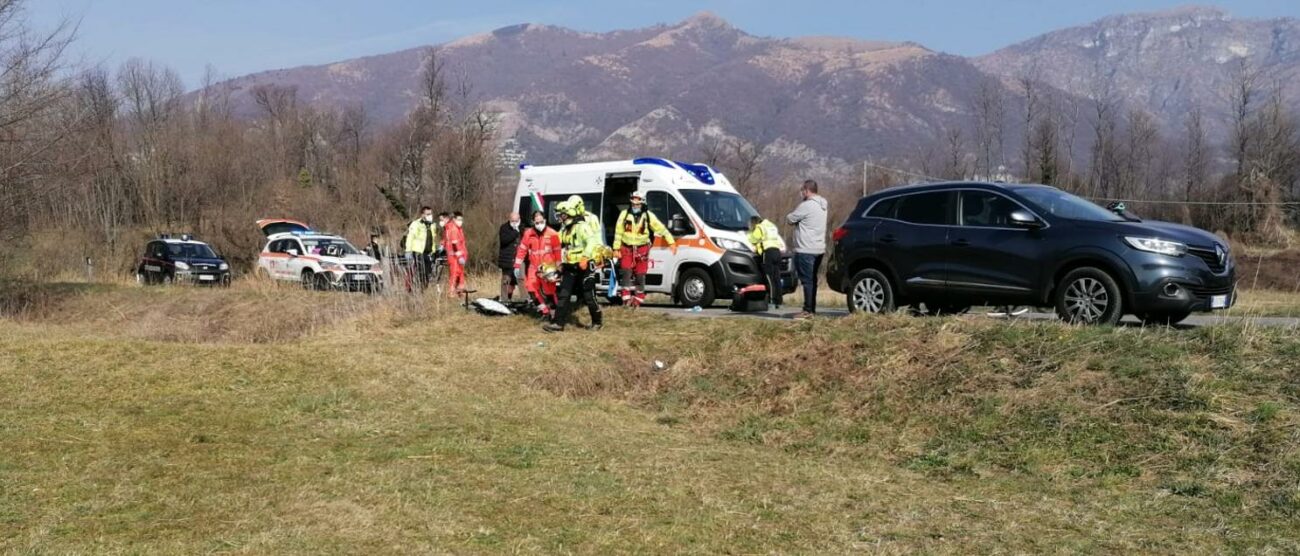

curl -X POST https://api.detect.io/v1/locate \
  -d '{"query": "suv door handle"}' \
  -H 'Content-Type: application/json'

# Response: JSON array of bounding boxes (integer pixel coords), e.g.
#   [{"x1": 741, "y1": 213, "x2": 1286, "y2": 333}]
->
[
  {"x1": 879, "y1": 234, "x2": 897, "y2": 244},
  {"x1": 951, "y1": 238, "x2": 971, "y2": 247}
]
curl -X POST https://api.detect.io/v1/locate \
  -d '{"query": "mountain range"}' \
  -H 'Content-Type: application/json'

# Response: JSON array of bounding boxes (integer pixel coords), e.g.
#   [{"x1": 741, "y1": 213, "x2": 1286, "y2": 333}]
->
[{"x1": 210, "y1": 6, "x2": 1300, "y2": 174}]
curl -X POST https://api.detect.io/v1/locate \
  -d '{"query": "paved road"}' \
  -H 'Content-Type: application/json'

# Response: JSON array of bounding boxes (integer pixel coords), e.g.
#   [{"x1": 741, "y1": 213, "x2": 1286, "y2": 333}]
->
[{"x1": 638, "y1": 304, "x2": 1300, "y2": 328}]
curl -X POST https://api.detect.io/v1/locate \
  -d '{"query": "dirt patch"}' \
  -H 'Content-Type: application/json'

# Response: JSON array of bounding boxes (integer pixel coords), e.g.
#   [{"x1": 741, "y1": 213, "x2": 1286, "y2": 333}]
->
[{"x1": 1236, "y1": 250, "x2": 1300, "y2": 291}]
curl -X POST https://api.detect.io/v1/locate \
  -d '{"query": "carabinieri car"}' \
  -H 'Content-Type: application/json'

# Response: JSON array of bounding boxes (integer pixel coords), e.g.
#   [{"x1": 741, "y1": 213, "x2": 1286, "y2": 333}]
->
[{"x1": 135, "y1": 234, "x2": 232, "y2": 286}]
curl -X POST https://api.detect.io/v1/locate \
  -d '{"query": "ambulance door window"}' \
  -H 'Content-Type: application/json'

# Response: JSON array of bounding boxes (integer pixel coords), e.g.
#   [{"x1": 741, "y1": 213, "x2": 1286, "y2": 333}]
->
[{"x1": 647, "y1": 191, "x2": 694, "y2": 237}]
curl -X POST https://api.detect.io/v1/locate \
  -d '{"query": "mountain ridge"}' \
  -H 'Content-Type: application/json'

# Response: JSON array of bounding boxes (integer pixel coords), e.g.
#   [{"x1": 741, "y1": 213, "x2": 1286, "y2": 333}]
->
[{"x1": 206, "y1": 6, "x2": 1300, "y2": 173}]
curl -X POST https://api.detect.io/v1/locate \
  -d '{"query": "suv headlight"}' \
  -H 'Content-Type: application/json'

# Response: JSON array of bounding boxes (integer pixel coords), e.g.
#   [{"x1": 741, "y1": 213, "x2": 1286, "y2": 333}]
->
[
  {"x1": 320, "y1": 261, "x2": 344, "y2": 271},
  {"x1": 174, "y1": 261, "x2": 190, "y2": 270},
  {"x1": 1124, "y1": 237, "x2": 1187, "y2": 257},
  {"x1": 713, "y1": 237, "x2": 752, "y2": 253},
  {"x1": 218, "y1": 262, "x2": 229, "y2": 271}
]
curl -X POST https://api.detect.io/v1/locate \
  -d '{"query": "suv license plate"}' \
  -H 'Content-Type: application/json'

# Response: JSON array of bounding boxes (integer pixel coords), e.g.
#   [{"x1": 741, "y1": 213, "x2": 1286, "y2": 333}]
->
[
  {"x1": 352, "y1": 275, "x2": 369, "y2": 281},
  {"x1": 199, "y1": 275, "x2": 215, "y2": 281},
  {"x1": 1211, "y1": 295, "x2": 1228, "y2": 309}
]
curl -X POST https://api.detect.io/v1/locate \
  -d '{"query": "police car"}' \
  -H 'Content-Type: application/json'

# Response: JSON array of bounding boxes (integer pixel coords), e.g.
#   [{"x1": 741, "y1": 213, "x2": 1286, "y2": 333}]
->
[
  {"x1": 255, "y1": 219, "x2": 383, "y2": 292},
  {"x1": 135, "y1": 234, "x2": 232, "y2": 286}
]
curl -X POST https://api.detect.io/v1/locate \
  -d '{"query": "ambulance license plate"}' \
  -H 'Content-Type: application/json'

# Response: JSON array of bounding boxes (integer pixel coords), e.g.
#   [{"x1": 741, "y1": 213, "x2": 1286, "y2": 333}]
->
[{"x1": 352, "y1": 275, "x2": 369, "y2": 281}]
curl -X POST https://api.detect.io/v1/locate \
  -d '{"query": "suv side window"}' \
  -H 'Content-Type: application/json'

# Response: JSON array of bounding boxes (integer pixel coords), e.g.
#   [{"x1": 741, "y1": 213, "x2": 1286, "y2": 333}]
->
[
  {"x1": 647, "y1": 191, "x2": 695, "y2": 236},
  {"x1": 895, "y1": 191, "x2": 954, "y2": 225},
  {"x1": 866, "y1": 197, "x2": 898, "y2": 219},
  {"x1": 961, "y1": 191, "x2": 1021, "y2": 228}
]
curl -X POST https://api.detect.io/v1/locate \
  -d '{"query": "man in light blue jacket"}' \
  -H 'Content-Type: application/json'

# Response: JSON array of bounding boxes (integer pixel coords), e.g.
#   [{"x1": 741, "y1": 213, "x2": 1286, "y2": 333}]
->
[{"x1": 786, "y1": 180, "x2": 828, "y2": 319}]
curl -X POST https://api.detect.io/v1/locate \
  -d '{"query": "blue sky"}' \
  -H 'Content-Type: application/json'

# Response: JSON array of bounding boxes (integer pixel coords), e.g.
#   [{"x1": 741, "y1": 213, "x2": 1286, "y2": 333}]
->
[{"x1": 30, "y1": 0, "x2": 1300, "y2": 87}]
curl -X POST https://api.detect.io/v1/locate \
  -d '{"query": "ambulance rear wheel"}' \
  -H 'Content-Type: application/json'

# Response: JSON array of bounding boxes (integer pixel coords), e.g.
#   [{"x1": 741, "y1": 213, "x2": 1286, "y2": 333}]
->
[{"x1": 676, "y1": 268, "x2": 714, "y2": 308}]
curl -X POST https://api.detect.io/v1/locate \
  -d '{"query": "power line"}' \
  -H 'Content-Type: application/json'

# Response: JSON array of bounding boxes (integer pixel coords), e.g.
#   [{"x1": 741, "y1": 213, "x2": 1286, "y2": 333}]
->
[{"x1": 861, "y1": 160, "x2": 942, "y2": 183}]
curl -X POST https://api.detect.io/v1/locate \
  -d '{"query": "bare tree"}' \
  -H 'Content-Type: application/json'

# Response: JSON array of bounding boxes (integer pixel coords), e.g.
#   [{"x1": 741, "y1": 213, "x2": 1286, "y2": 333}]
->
[
  {"x1": 699, "y1": 137, "x2": 766, "y2": 196},
  {"x1": 1087, "y1": 66, "x2": 1122, "y2": 198},
  {"x1": 117, "y1": 58, "x2": 183, "y2": 130},
  {"x1": 1120, "y1": 109, "x2": 1159, "y2": 200},
  {"x1": 971, "y1": 76, "x2": 1006, "y2": 179},
  {"x1": 1224, "y1": 58, "x2": 1263, "y2": 180},
  {"x1": 1029, "y1": 106, "x2": 1061, "y2": 185},
  {"x1": 0, "y1": 0, "x2": 77, "y2": 237},
  {"x1": 1017, "y1": 71, "x2": 1040, "y2": 181},
  {"x1": 1182, "y1": 105, "x2": 1209, "y2": 202},
  {"x1": 940, "y1": 126, "x2": 968, "y2": 180}
]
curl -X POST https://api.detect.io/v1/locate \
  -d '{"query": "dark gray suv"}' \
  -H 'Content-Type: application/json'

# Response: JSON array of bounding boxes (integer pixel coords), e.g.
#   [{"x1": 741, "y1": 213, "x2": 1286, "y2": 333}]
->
[{"x1": 825, "y1": 182, "x2": 1237, "y2": 325}]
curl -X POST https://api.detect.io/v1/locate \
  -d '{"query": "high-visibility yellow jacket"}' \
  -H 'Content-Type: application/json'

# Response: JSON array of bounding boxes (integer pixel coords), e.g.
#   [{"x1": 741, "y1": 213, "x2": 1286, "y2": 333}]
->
[
  {"x1": 747, "y1": 219, "x2": 786, "y2": 253},
  {"x1": 612, "y1": 209, "x2": 674, "y2": 250},
  {"x1": 560, "y1": 212, "x2": 603, "y2": 265},
  {"x1": 405, "y1": 218, "x2": 439, "y2": 254}
]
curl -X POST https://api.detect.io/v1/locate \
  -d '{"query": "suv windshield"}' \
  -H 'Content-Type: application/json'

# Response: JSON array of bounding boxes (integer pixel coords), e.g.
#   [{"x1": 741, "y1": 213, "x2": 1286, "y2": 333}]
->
[
  {"x1": 302, "y1": 238, "x2": 361, "y2": 257},
  {"x1": 678, "y1": 190, "x2": 758, "y2": 231},
  {"x1": 167, "y1": 243, "x2": 218, "y2": 259},
  {"x1": 1013, "y1": 187, "x2": 1125, "y2": 222}
]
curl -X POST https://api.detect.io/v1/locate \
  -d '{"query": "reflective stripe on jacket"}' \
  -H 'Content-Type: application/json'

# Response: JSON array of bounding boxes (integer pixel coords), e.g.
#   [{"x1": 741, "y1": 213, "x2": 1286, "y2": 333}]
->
[
  {"x1": 612, "y1": 209, "x2": 674, "y2": 250},
  {"x1": 747, "y1": 219, "x2": 786, "y2": 253},
  {"x1": 560, "y1": 213, "x2": 602, "y2": 264},
  {"x1": 515, "y1": 227, "x2": 561, "y2": 271},
  {"x1": 405, "y1": 219, "x2": 438, "y2": 254}
]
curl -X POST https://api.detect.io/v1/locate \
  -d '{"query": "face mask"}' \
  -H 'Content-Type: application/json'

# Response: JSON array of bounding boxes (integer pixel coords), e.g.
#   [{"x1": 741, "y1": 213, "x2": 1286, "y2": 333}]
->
[
  {"x1": 534, "y1": 222, "x2": 545, "y2": 232},
  {"x1": 630, "y1": 205, "x2": 642, "y2": 214},
  {"x1": 423, "y1": 215, "x2": 433, "y2": 223},
  {"x1": 455, "y1": 218, "x2": 464, "y2": 227}
]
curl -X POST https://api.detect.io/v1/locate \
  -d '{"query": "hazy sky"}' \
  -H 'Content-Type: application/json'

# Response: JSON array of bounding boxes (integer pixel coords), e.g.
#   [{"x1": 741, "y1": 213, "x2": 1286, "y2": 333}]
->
[{"x1": 29, "y1": 0, "x2": 1300, "y2": 87}]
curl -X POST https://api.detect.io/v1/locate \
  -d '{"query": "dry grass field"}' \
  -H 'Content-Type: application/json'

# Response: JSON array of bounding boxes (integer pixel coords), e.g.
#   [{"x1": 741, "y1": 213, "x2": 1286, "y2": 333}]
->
[{"x1": 1, "y1": 280, "x2": 1298, "y2": 553}]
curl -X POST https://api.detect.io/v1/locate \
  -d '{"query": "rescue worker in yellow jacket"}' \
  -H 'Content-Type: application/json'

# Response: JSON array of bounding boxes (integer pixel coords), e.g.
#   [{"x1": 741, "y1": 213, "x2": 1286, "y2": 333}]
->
[
  {"x1": 612, "y1": 191, "x2": 676, "y2": 307},
  {"x1": 747, "y1": 216, "x2": 787, "y2": 310},
  {"x1": 545, "y1": 196, "x2": 605, "y2": 332}
]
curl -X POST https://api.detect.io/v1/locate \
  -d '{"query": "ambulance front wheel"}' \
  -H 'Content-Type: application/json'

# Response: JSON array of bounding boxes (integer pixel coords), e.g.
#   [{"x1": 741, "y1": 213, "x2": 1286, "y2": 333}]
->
[{"x1": 676, "y1": 268, "x2": 715, "y2": 308}]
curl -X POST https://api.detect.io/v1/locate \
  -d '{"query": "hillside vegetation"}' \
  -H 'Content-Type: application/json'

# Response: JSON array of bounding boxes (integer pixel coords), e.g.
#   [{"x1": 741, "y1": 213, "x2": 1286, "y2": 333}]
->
[{"x1": 1, "y1": 284, "x2": 1298, "y2": 553}]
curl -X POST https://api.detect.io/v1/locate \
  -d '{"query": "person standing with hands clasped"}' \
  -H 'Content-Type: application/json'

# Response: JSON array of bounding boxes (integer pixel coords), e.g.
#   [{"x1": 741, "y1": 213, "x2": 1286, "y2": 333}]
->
[
  {"x1": 786, "y1": 180, "x2": 828, "y2": 319},
  {"x1": 497, "y1": 212, "x2": 522, "y2": 302},
  {"x1": 404, "y1": 206, "x2": 438, "y2": 290}
]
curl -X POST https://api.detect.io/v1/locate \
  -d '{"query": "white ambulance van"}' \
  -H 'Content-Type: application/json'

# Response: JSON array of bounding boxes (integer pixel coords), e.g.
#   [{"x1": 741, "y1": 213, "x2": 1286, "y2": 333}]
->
[{"x1": 512, "y1": 158, "x2": 796, "y2": 307}]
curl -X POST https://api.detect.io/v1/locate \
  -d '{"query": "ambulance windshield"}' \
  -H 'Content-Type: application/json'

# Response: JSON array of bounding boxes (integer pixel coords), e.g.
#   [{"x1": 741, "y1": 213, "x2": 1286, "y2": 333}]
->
[{"x1": 678, "y1": 190, "x2": 758, "y2": 232}]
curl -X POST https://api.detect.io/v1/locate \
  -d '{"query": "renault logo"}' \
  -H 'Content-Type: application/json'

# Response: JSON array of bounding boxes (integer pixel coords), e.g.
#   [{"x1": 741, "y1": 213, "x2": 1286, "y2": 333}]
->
[{"x1": 1215, "y1": 244, "x2": 1226, "y2": 266}]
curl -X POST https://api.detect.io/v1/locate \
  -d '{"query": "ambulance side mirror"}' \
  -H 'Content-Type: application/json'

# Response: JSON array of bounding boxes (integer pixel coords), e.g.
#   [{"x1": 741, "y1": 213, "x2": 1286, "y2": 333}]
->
[
  {"x1": 287, "y1": 249, "x2": 300, "y2": 257},
  {"x1": 669, "y1": 215, "x2": 692, "y2": 236}
]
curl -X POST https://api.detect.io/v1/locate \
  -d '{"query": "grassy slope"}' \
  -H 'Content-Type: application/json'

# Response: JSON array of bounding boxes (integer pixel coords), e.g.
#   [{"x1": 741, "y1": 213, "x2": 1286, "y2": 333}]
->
[{"x1": 1, "y1": 284, "x2": 1298, "y2": 553}]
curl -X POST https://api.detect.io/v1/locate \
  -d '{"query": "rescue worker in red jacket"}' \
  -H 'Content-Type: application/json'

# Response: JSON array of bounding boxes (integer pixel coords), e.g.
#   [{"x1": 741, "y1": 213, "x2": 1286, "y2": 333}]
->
[
  {"x1": 612, "y1": 191, "x2": 676, "y2": 307},
  {"x1": 513, "y1": 210, "x2": 562, "y2": 319},
  {"x1": 443, "y1": 211, "x2": 468, "y2": 296}
]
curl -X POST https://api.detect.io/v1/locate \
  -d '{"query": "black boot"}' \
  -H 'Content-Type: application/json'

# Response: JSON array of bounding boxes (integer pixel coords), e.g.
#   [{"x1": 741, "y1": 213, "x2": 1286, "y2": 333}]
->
[{"x1": 543, "y1": 322, "x2": 565, "y2": 333}]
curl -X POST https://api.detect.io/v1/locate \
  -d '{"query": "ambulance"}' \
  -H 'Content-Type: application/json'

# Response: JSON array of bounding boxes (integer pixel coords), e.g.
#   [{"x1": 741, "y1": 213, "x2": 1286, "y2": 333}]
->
[{"x1": 512, "y1": 158, "x2": 796, "y2": 307}]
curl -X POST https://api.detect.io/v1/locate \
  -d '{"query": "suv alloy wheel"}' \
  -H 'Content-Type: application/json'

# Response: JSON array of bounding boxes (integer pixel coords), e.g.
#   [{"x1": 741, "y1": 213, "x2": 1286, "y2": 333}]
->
[
  {"x1": 1055, "y1": 267, "x2": 1123, "y2": 325},
  {"x1": 847, "y1": 269, "x2": 895, "y2": 314}
]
